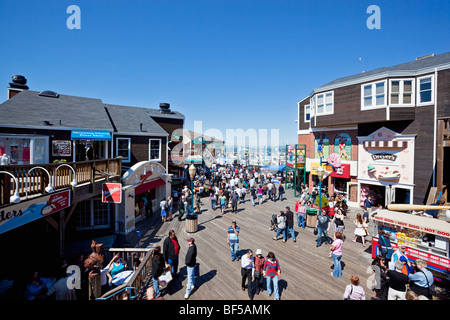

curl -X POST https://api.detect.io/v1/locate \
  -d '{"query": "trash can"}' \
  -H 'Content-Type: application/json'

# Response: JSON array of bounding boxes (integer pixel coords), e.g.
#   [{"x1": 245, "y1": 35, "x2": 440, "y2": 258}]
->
[
  {"x1": 306, "y1": 208, "x2": 318, "y2": 228},
  {"x1": 185, "y1": 213, "x2": 198, "y2": 233}
]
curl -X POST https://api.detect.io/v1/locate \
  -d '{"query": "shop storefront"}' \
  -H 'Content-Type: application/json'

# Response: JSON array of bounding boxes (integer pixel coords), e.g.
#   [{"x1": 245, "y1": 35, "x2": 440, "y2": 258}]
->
[
  {"x1": 70, "y1": 129, "x2": 112, "y2": 162},
  {"x1": 117, "y1": 161, "x2": 172, "y2": 234},
  {"x1": 0, "y1": 134, "x2": 49, "y2": 165},
  {"x1": 357, "y1": 127, "x2": 415, "y2": 207}
]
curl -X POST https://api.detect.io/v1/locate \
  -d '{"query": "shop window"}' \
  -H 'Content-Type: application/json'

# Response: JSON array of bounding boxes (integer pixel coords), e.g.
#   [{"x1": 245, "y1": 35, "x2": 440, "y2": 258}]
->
[
  {"x1": 0, "y1": 136, "x2": 48, "y2": 165},
  {"x1": 116, "y1": 138, "x2": 131, "y2": 163},
  {"x1": 314, "y1": 133, "x2": 329, "y2": 159},
  {"x1": 75, "y1": 199, "x2": 110, "y2": 230},
  {"x1": 149, "y1": 139, "x2": 162, "y2": 161},
  {"x1": 334, "y1": 132, "x2": 352, "y2": 160}
]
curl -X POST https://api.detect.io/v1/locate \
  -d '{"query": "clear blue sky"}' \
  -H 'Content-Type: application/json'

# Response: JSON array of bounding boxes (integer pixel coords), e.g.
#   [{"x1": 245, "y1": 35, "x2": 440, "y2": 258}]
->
[{"x1": 1, "y1": 0, "x2": 449, "y2": 148}]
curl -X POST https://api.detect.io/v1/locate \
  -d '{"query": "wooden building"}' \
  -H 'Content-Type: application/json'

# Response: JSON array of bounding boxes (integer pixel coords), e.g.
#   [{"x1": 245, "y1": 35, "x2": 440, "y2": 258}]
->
[
  {"x1": 0, "y1": 76, "x2": 184, "y2": 272},
  {"x1": 297, "y1": 52, "x2": 450, "y2": 208}
]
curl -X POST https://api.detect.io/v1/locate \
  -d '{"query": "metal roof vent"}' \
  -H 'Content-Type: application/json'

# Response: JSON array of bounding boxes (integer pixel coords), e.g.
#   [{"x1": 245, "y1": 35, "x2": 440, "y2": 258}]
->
[
  {"x1": 39, "y1": 90, "x2": 60, "y2": 98},
  {"x1": 159, "y1": 103, "x2": 172, "y2": 114}
]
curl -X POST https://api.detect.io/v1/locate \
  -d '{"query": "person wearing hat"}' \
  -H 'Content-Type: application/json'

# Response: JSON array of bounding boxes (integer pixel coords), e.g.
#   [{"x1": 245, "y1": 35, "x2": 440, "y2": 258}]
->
[
  {"x1": 387, "y1": 259, "x2": 410, "y2": 300},
  {"x1": 408, "y1": 259, "x2": 434, "y2": 299},
  {"x1": 389, "y1": 244, "x2": 408, "y2": 270},
  {"x1": 184, "y1": 237, "x2": 197, "y2": 299},
  {"x1": 254, "y1": 249, "x2": 265, "y2": 295}
]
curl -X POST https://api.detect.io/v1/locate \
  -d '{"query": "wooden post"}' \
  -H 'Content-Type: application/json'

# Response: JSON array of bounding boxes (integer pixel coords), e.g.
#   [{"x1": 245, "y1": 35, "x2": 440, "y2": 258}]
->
[
  {"x1": 436, "y1": 119, "x2": 444, "y2": 194},
  {"x1": 59, "y1": 210, "x2": 66, "y2": 256}
]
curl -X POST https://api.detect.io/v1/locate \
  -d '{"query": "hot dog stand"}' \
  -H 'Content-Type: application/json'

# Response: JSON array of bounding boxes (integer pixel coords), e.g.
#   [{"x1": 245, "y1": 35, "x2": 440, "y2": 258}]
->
[{"x1": 371, "y1": 209, "x2": 450, "y2": 283}]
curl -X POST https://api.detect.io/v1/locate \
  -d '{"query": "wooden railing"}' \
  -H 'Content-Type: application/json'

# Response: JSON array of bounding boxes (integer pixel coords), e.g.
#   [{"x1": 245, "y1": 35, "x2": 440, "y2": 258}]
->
[
  {"x1": 97, "y1": 247, "x2": 155, "y2": 300},
  {"x1": 0, "y1": 158, "x2": 122, "y2": 206}
]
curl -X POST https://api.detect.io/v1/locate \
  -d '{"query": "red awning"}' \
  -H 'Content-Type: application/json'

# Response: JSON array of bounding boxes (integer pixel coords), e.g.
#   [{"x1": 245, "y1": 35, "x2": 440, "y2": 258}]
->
[{"x1": 135, "y1": 178, "x2": 166, "y2": 195}]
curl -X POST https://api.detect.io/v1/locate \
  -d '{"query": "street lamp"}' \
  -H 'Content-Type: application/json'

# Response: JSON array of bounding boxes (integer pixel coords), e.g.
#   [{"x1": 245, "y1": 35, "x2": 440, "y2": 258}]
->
[
  {"x1": 188, "y1": 163, "x2": 196, "y2": 212},
  {"x1": 54, "y1": 164, "x2": 77, "y2": 188},
  {"x1": 26, "y1": 166, "x2": 54, "y2": 199},
  {"x1": 0, "y1": 171, "x2": 21, "y2": 204},
  {"x1": 317, "y1": 165, "x2": 325, "y2": 211}
]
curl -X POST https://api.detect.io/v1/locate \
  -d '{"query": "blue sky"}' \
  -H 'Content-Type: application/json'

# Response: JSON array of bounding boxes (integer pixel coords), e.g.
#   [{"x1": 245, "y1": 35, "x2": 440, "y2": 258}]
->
[{"x1": 1, "y1": 0, "x2": 449, "y2": 148}]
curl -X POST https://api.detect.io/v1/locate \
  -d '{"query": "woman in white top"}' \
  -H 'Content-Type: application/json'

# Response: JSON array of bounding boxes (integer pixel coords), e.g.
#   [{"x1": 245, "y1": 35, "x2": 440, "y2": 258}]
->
[
  {"x1": 343, "y1": 275, "x2": 366, "y2": 300},
  {"x1": 353, "y1": 213, "x2": 367, "y2": 247}
]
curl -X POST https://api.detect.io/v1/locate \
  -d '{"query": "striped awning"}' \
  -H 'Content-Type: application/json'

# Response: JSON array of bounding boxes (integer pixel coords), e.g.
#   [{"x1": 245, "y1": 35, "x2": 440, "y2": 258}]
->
[{"x1": 363, "y1": 140, "x2": 406, "y2": 148}]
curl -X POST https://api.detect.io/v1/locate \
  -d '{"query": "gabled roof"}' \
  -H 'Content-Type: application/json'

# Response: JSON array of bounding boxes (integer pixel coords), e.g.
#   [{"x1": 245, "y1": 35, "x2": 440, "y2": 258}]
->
[
  {"x1": 0, "y1": 90, "x2": 113, "y2": 130},
  {"x1": 311, "y1": 51, "x2": 450, "y2": 95},
  {"x1": 104, "y1": 104, "x2": 168, "y2": 136}
]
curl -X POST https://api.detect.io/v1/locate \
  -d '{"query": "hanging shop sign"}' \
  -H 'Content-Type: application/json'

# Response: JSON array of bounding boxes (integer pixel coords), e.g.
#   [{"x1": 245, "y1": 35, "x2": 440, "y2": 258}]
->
[
  {"x1": 102, "y1": 183, "x2": 122, "y2": 203},
  {"x1": 0, "y1": 189, "x2": 71, "y2": 234},
  {"x1": 330, "y1": 163, "x2": 351, "y2": 179}
]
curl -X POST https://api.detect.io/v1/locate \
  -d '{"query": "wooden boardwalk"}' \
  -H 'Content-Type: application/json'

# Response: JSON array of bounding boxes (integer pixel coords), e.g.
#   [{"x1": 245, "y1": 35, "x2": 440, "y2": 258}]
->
[{"x1": 136, "y1": 189, "x2": 376, "y2": 300}]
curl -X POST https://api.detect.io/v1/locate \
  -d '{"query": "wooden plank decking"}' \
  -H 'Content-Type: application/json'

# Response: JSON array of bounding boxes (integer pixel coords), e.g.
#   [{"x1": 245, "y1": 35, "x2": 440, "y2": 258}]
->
[{"x1": 135, "y1": 189, "x2": 376, "y2": 300}]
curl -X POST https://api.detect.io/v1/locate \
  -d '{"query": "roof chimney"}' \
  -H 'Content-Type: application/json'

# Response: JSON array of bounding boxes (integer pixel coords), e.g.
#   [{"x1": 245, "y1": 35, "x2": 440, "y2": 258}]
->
[
  {"x1": 8, "y1": 75, "x2": 29, "y2": 99},
  {"x1": 159, "y1": 103, "x2": 172, "y2": 114}
]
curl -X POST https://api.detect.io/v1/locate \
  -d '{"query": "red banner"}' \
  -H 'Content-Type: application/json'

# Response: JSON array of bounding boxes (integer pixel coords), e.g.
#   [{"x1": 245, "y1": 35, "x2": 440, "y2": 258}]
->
[{"x1": 102, "y1": 183, "x2": 122, "y2": 203}]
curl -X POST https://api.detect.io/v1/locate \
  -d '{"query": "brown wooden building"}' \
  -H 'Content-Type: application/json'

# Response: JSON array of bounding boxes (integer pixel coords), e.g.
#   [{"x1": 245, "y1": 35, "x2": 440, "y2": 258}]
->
[
  {"x1": 0, "y1": 76, "x2": 184, "y2": 283},
  {"x1": 297, "y1": 52, "x2": 450, "y2": 208}
]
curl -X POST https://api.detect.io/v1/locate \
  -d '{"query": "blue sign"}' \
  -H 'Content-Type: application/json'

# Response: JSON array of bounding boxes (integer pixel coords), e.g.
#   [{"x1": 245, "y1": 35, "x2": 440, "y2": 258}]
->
[{"x1": 71, "y1": 130, "x2": 112, "y2": 141}]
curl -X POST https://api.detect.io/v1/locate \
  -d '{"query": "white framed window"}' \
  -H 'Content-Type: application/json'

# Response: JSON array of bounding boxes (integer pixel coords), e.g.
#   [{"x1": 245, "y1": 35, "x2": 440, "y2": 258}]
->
[
  {"x1": 361, "y1": 80, "x2": 386, "y2": 109},
  {"x1": 389, "y1": 79, "x2": 415, "y2": 106},
  {"x1": 304, "y1": 104, "x2": 311, "y2": 122},
  {"x1": 116, "y1": 137, "x2": 131, "y2": 163},
  {"x1": 417, "y1": 75, "x2": 434, "y2": 105},
  {"x1": 149, "y1": 138, "x2": 162, "y2": 161},
  {"x1": 314, "y1": 91, "x2": 334, "y2": 116}
]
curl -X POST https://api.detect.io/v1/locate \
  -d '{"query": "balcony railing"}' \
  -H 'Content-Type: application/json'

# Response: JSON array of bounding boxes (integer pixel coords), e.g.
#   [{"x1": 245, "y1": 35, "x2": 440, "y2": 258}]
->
[
  {"x1": 96, "y1": 247, "x2": 155, "y2": 300},
  {"x1": 0, "y1": 158, "x2": 122, "y2": 206}
]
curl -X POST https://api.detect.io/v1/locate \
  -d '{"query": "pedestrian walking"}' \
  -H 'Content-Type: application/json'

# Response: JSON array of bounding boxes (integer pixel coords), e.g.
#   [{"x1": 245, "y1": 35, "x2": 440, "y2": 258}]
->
[
  {"x1": 184, "y1": 237, "x2": 197, "y2": 299},
  {"x1": 342, "y1": 275, "x2": 366, "y2": 300},
  {"x1": 353, "y1": 213, "x2": 367, "y2": 247},
  {"x1": 167, "y1": 196, "x2": 173, "y2": 221},
  {"x1": 315, "y1": 209, "x2": 331, "y2": 247},
  {"x1": 330, "y1": 232, "x2": 344, "y2": 278},
  {"x1": 210, "y1": 191, "x2": 216, "y2": 211},
  {"x1": 278, "y1": 184, "x2": 284, "y2": 201},
  {"x1": 296, "y1": 199, "x2": 306, "y2": 229},
  {"x1": 272, "y1": 211, "x2": 287, "y2": 242},
  {"x1": 160, "y1": 197, "x2": 168, "y2": 223},
  {"x1": 263, "y1": 252, "x2": 281, "y2": 300},
  {"x1": 254, "y1": 249, "x2": 265, "y2": 295},
  {"x1": 231, "y1": 190, "x2": 239, "y2": 213},
  {"x1": 285, "y1": 207, "x2": 296, "y2": 242},
  {"x1": 163, "y1": 230, "x2": 180, "y2": 276},
  {"x1": 150, "y1": 246, "x2": 165, "y2": 299},
  {"x1": 332, "y1": 208, "x2": 345, "y2": 239},
  {"x1": 227, "y1": 220, "x2": 240, "y2": 262},
  {"x1": 250, "y1": 185, "x2": 257, "y2": 206},
  {"x1": 241, "y1": 249, "x2": 255, "y2": 300},
  {"x1": 219, "y1": 193, "x2": 227, "y2": 215}
]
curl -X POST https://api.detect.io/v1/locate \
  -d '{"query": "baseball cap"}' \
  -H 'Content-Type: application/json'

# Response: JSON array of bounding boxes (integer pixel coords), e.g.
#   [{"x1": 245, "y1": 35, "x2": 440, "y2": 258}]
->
[{"x1": 186, "y1": 237, "x2": 195, "y2": 243}]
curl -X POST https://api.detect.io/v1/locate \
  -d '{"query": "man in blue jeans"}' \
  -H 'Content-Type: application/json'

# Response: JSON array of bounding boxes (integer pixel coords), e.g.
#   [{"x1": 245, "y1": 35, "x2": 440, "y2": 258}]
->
[
  {"x1": 315, "y1": 209, "x2": 331, "y2": 247},
  {"x1": 227, "y1": 221, "x2": 240, "y2": 262},
  {"x1": 285, "y1": 207, "x2": 296, "y2": 242},
  {"x1": 184, "y1": 237, "x2": 197, "y2": 299}
]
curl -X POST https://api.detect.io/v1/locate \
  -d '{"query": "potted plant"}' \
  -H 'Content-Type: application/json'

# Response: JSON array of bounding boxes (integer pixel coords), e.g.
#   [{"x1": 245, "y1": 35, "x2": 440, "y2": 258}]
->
[{"x1": 314, "y1": 194, "x2": 329, "y2": 209}]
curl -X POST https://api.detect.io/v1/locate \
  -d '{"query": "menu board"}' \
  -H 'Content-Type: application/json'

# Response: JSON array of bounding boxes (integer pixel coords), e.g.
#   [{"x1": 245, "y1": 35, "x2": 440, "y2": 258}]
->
[{"x1": 52, "y1": 140, "x2": 72, "y2": 157}]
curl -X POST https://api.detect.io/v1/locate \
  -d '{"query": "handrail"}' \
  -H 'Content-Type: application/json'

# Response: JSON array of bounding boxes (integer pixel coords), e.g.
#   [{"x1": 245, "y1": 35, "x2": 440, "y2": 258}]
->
[
  {"x1": 0, "y1": 158, "x2": 122, "y2": 206},
  {"x1": 97, "y1": 247, "x2": 155, "y2": 300}
]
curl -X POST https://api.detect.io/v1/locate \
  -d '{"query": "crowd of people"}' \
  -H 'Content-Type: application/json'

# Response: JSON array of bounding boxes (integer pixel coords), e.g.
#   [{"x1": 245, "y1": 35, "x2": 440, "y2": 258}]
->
[{"x1": 156, "y1": 164, "x2": 438, "y2": 301}]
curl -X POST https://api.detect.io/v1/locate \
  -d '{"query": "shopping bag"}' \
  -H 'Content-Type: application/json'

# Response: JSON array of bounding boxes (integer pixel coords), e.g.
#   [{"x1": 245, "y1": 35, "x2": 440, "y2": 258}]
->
[{"x1": 158, "y1": 269, "x2": 173, "y2": 288}]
